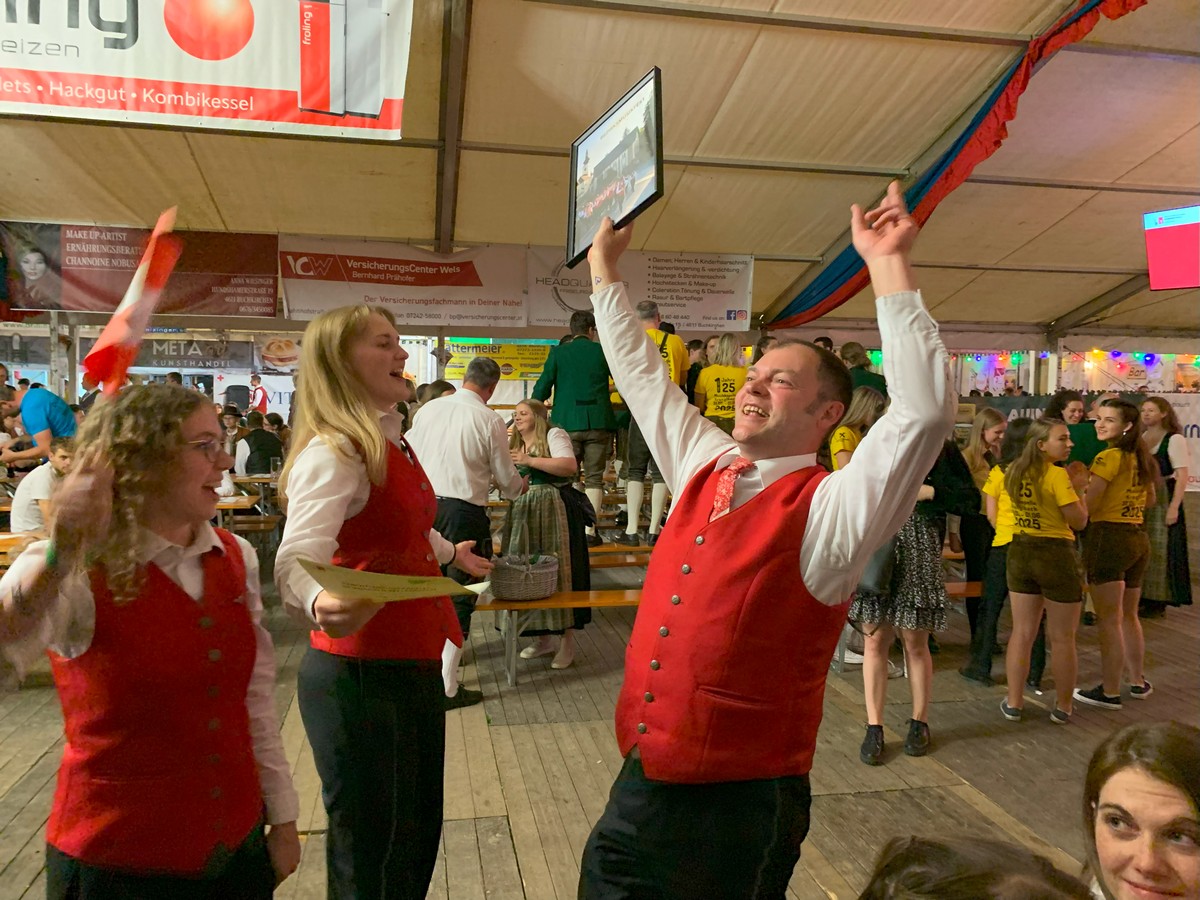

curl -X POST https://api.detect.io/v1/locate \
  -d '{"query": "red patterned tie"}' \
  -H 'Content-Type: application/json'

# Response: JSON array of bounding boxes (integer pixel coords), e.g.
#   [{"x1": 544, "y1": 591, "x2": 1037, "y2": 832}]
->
[{"x1": 710, "y1": 456, "x2": 755, "y2": 522}]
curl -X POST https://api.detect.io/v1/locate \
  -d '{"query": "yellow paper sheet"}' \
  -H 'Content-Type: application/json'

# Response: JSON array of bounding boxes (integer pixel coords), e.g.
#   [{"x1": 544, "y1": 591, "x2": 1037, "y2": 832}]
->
[{"x1": 299, "y1": 558, "x2": 489, "y2": 603}]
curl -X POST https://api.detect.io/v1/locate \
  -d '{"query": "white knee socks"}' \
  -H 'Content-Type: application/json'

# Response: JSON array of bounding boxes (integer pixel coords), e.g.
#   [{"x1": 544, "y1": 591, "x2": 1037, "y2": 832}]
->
[
  {"x1": 585, "y1": 487, "x2": 604, "y2": 534},
  {"x1": 650, "y1": 483, "x2": 670, "y2": 535},
  {"x1": 625, "y1": 481, "x2": 644, "y2": 534},
  {"x1": 442, "y1": 638, "x2": 462, "y2": 697}
]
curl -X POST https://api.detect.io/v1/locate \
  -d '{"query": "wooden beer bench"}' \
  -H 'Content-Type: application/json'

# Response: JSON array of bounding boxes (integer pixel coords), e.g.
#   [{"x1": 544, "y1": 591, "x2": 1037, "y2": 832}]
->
[{"x1": 476, "y1": 589, "x2": 641, "y2": 686}]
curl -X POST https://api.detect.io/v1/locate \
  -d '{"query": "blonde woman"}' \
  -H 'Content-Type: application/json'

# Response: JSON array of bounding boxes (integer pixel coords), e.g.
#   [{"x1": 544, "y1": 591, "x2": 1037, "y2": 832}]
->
[
  {"x1": 999, "y1": 419, "x2": 1089, "y2": 724},
  {"x1": 505, "y1": 399, "x2": 591, "y2": 668},
  {"x1": 275, "y1": 305, "x2": 492, "y2": 899},
  {"x1": 828, "y1": 386, "x2": 886, "y2": 470},
  {"x1": 959, "y1": 407, "x2": 1006, "y2": 640},
  {"x1": 0, "y1": 384, "x2": 300, "y2": 897},
  {"x1": 692, "y1": 333, "x2": 747, "y2": 434}
]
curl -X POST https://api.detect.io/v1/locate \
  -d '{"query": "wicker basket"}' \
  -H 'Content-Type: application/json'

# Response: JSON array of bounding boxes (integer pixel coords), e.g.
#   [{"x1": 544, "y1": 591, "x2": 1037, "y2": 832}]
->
[{"x1": 490, "y1": 552, "x2": 559, "y2": 601}]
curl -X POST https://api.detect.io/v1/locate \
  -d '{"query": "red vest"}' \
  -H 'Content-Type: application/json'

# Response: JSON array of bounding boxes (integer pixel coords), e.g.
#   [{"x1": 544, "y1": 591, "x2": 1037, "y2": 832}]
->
[
  {"x1": 616, "y1": 460, "x2": 850, "y2": 783},
  {"x1": 47, "y1": 530, "x2": 264, "y2": 874},
  {"x1": 311, "y1": 439, "x2": 462, "y2": 660}
]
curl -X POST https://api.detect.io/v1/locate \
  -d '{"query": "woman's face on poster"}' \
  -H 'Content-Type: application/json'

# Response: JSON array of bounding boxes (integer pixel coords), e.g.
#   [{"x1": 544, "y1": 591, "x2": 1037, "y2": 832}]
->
[{"x1": 19, "y1": 251, "x2": 46, "y2": 283}]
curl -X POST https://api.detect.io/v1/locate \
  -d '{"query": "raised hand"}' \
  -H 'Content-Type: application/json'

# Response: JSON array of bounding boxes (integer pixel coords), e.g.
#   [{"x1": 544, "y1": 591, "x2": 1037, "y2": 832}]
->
[
  {"x1": 587, "y1": 217, "x2": 634, "y2": 288},
  {"x1": 851, "y1": 180, "x2": 919, "y2": 264}
]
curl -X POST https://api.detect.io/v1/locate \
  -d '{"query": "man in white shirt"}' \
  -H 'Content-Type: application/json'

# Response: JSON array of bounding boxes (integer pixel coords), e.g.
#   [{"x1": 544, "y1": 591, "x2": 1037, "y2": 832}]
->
[
  {"x1": 577, "y1": 182, "x2": 955, "y2": 897},
  {"x1": 10, "y1": 437, "x2": 74, "y2": 534},
  {"x1": 407, "y1": 357, "x2": 527, "y2": 708}
]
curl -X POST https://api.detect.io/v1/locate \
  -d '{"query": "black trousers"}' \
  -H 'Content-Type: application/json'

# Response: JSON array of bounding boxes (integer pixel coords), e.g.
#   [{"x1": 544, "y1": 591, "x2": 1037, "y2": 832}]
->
[
  {"x1": 433, "y1": 497, "x2": 492, "y2": 637},
  {"x1": 46, "y1": 824, "x2": 274, "y2": 900},
  {"x1": 298, "y1": 649, "x2": 445, "y2": 900},
  {"x1": 959, "y1": 513, "x2": 993, "y2": 637},
  {"x1": 967, "y1": 543, "x2": 1046, "y2": 680},
  {"x1": 579, "y1": 755, "x2": 811, "y2": 900}
]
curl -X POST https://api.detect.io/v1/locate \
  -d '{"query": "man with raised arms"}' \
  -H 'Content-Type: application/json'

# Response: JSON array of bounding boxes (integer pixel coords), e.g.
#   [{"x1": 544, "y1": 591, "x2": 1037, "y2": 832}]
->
[{"x1": 577, "y1": 182, "x2": 955, "y2": 897}]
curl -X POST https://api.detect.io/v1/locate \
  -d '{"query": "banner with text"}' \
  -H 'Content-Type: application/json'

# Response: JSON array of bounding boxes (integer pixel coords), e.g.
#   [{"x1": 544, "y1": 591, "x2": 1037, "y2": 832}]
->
[
  {"x1": 1, "y1": 221, "x2": 278, "y2": 316},
  {"x1": 443, "y1": 342, "x2": 551, "y2": 381},
  {"x1": 279, "y1": 238, "x2": 527, "y2": 327},
  {"x1": 526, "y1": 247, "x2": 753, "y2": 331},
  {"x1": 0, "y1": 1, "x2": 412, "y2": 139}
]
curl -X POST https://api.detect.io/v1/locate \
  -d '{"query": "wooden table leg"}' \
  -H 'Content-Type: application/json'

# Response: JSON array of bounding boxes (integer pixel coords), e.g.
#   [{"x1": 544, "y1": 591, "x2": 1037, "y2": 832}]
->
[{"x1": 506, "y1": 609, "x2": 519, "y2": 687}]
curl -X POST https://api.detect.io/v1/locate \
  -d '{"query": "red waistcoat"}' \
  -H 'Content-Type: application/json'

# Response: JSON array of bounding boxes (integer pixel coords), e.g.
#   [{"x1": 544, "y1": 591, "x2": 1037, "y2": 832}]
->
[
  {"x1": 311, "y1": 439, "x2": 462, "y2": 660},
  {"x1": 616, "y1": 460, "x2": 851, "y2": 783},
  {"x1": 47, "y1": 530, "x2": 264, "y2": 875}
]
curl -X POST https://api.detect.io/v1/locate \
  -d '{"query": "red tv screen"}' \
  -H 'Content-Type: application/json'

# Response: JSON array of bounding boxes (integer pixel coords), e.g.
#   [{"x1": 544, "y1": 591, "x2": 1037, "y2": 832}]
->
[{"x1": 1143, "y1": 205, "x2": 1200, "y2": 290}]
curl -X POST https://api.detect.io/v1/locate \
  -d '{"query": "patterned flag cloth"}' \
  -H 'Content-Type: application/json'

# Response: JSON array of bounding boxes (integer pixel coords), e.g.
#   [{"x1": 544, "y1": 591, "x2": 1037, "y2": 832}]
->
[{"x1": 81, "y1": 208, "x2": 182, "y2": 396}]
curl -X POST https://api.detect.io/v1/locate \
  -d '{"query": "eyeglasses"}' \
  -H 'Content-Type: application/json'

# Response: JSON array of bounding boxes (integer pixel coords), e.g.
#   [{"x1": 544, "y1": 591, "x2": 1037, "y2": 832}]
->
[{"x1": 186, "y1": 438, "x2": 224, "y2": 462}]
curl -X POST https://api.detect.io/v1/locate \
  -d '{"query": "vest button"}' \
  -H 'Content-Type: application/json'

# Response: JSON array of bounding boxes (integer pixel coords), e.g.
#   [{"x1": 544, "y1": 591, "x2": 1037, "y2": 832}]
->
[
  {"x1": 426, "y1": 553, "x2": 434, "y2": 562},
  {"x1": 670, "y1": 595, "x2": 680, "y2": 605},
  {"x1": 209, "y1": 753, "x2": 221, "y2": 765},
  {"x1": 207, "y1": 685, "x2": 220, "y2": 699},
  {"x1": 199, "y1": 616, "x2": 214, "y2": 629},
  {"x1": 659, "y1": 626, "x2": 669, "y2": 637},
  {"x1": 644, "y1": 692, "x2": 654, "y2": 702},
  {"x1": 637, "y1": 723, "x2": 647, "y2": 734},
  {"x1": 208, "y1": 718, "x2": 220, "y2": 731},
  {"x1": 210, "y1": 787, "x2": 222, "y2": 799},
  {"x1": 650, "y1": 660, "x2": 660, "y2": 670},
  {"x1": 420, "y1": 483, "x2": 429, "y2": 491},
  {"x1": 208, "y1": 649, "x2": 222, "y2": 662},
  {"x1": 681, "y1": 564, "x2": 691, "y2": 574},
  {"x1": 695, "y1": 536, "x2": 704, "y2": 545}
]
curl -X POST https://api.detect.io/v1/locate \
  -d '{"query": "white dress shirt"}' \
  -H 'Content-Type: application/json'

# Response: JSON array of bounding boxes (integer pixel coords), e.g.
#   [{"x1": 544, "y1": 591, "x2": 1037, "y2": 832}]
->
[
  {"x1": 406, "y1": 389, "x2": 526, "y2": 506},
  {"x1": 592, "y1": 282, "x2": 954, "y2": 606},
  {"x1": 0, "y1": 525, "x2": 300, "y2": 825},
  {"x1": 274, "y1": 409, "x2": 457, "y2": 625}
]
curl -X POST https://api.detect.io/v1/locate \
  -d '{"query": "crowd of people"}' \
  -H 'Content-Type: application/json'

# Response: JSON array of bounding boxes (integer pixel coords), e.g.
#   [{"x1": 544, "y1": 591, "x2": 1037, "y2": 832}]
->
[{"x1": 0, "y1": 184, "x2": 1190, "y2": 899}]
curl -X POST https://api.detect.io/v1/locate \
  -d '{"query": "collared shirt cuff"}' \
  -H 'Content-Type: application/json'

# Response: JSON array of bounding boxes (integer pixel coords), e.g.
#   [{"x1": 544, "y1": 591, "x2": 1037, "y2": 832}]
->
[{"x1": 263, "y1": 788, "x2": 302, "y2": 826}]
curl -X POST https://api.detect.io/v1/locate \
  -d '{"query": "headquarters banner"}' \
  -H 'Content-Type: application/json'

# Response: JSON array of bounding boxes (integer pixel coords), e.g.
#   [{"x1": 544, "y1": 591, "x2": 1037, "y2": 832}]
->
[
  {"x1": 526, "y1": 246, "x2": 753, "y2": 332},
  {"x1": 0, "y1": 0, "x2": 411, "y2": 139},
  {"x1": 279, "y1": 237, "x2": 527, "y2": 327},
  {"x1": 0, "y1": 221, "x2": 278, "y2": 316}
]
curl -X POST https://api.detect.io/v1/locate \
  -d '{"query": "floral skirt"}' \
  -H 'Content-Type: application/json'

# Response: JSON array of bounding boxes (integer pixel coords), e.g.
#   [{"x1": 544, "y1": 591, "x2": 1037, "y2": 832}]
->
[{"x1": 849, "y1": 512, "x2": 947, "y2": 633}]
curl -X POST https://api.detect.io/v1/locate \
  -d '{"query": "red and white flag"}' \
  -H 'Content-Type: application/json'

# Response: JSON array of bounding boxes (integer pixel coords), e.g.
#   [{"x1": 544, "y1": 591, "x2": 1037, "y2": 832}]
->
[{"x1": 82, "y1": 208, "x2": 183, "y2": 396}]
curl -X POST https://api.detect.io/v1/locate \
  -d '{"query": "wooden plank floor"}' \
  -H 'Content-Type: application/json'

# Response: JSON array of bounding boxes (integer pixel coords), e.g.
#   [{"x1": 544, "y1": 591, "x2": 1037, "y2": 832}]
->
[{"x1": 0, "y1": 501, "x2": 1196, "y2": 898}]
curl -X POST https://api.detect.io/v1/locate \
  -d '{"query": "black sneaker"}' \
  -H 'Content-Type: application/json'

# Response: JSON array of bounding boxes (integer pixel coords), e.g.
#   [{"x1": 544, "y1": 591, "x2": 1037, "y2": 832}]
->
[
  {"x1": 999, "y1": 698, "x2": 1022, "y2": 721},
  {"x1": 1081, "y1": 611, "x2": 1097, "y2": 626},
  {"x1": 903, "y1": 719, "x2": 930, "y2": 757},
  {"x1": 958, "y1": 666, "x2": 994, "y2": 687},
  {"x1": 927, "y1": 635, "x2": 940, "y2": 655},
  {"x1": 444, "y1": 686, "x2": 484, "y2": 710},
  {"x1": 1128, "y1": 680, "x2": 1154, "y2": 700},
  {"x1": 613, "y1": 531, "x2": 641, "y2": 546},
  {"x1": 1073, "y1": 685, "x2": 1122, "y2": 710},
  {"x1": 859, "y1": 725, "x2": 884, "y2": 766}
]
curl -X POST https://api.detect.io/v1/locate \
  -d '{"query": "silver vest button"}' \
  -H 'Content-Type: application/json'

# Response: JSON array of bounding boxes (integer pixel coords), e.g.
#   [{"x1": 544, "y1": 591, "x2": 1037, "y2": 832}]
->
[
  {"x1": 650, "y1": 660, "x2": 660, "y2": 670},
  {"x1": 644, "y1": 692, "x2": 654, "y2": 702},
  {"x1": 695, "y1": 536, "x2": 704, "y2": 545},
  {"x1": 670, "y1": 595, "x2": 680, "y2": 605},
  {"x1": 681, "y1": 564, "x2": 691, "y2": 574},
  {"x1": 659, "y1": 626, "x2": 669, "y2": 637},
  {"x1": 637, "y1": 723, "x2": 647, "y2": 734}
]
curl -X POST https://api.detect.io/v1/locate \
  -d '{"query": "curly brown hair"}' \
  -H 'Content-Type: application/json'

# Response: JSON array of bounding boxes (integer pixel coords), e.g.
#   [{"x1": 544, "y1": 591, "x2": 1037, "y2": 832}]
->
[{"x1": 74, "y1": 383, "x2": 208, "y2": 602}]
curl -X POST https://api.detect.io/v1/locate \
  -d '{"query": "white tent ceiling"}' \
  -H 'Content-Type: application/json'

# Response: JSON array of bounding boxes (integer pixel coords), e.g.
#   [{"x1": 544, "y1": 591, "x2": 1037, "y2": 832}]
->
[{"x1": 0, "y1": 0, "x2": 1196, "y2": 341}]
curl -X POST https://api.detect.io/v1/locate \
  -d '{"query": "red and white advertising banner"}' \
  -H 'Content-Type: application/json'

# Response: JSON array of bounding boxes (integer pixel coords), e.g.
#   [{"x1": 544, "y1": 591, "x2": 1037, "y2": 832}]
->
[
  {"x1": 1, "y1": 220, "x2": 278, "y2": 316},
  {"x1": 279, "y1": 237, "x2": 527, "y2": 327},
  {"x1": 0, "y1": 0, "x2": 411, "y2": 139},
  {"x1": 526, "y1": 247, "x2": 753, "y2": 332}
]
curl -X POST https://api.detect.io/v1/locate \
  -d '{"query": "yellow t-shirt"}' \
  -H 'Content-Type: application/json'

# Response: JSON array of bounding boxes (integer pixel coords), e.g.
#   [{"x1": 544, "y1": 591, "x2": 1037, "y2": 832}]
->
[
  {"x1": 1089, "y1": 448, "x2": 1148, "y2": 525},
  {"x1": 1008, "y1": 464, "x2": 1079, "y2": 541},
  {"x1": 981, "y1": 465, "x2": 1015, "y2": 547},
  {"x1": 828, "y1": 426, "x2": 862, "y2": 471},
  {"x1": 645, "y1": 328, "x2": 689, "y2": 387},
  {"x1": 694, "y1": 365, "x2": 746, "y2": 419}
]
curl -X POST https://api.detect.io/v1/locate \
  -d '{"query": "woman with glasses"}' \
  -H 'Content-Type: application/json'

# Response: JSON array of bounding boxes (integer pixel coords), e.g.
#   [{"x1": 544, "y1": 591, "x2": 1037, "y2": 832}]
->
[
  {"x1": 274, "y1": 305, "x2": 493, "y2": 900},
  {"x1": 0, "y1": 383, "x2": 300, "y2": 898}
]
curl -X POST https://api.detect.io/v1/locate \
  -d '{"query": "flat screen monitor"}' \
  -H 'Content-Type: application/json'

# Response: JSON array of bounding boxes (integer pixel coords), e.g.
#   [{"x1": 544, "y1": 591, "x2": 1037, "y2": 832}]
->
[{"x1": 1143, "y1": 205, "x2": 1200, "y2": 290}]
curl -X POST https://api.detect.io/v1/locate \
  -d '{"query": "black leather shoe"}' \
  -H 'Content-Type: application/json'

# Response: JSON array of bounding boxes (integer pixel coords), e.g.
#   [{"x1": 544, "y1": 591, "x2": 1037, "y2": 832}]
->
[
  {"x1": 904, "y1": 719, "x2": 930, "y2": 757},
  {"x1": 927, "y1": 635, "x2": 940, "y2": 655},
  {"x1": 613, "y1": 531, "x2": 640, "y2": 546},
  {"x1": 444, "y1": 686, "x2": 483, "y2": 710},
  {"x1": 614, "y1": 510, "x2": 628, "y2": 528},
  {"x1": 958, "y1": 666, "x2": 994, "y2": 687},
  {"x1": 647, "y1": 532, "x2": 660, "y2": 546},
  {"x1": 585, "y1": 532, "x2": 602, "y2": 547},
  {"x1": 859, "y1": 725, "x2": 884, "y2": 766}
]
